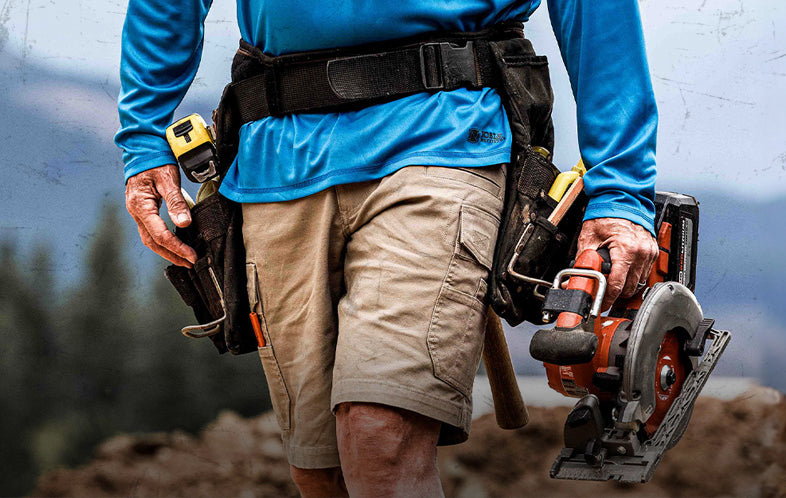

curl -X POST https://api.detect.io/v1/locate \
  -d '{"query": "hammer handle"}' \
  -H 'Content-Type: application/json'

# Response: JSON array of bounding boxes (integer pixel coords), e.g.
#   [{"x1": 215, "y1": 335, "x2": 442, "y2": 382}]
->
[
  {"x1": 548, "y1": 177, "x2": 584, "y2": 226},
  {"x1": 482, "y1": 309, "x2": 530, "y2": 429}
]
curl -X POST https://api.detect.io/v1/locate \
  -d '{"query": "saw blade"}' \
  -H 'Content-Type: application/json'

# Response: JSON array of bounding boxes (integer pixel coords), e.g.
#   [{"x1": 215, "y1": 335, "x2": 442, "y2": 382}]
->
[
  {"x1": 645, "y1": 330, "x2": 693, "y2": 437},
  {"x1": 549, "y1": 328, "x2": 731, "y2": 483},
  {"x1": 649, "y1": 329, "x2": 731, "y2": 449}
]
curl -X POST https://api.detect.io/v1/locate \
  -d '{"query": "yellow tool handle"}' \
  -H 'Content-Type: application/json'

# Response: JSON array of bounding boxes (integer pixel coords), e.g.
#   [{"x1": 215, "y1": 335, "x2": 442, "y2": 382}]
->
[{"x1": 547, "y1": 159, "x2": 587, "y2": 202}]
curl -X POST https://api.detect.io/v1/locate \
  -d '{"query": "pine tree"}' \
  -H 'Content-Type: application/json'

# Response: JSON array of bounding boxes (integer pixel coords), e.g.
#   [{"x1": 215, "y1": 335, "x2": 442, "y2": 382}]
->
[
  {"x1": 0, "y1": 240, "x2": 56, "y2": 494},
  {"x1": 56, "y1": 202, "x2": 137, "y2": 464}
]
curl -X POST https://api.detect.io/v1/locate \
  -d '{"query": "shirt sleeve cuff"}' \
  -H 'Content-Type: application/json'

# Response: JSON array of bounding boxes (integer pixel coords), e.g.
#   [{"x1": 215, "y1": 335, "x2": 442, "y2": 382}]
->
[
  {"x1": 584, "y1": 194, "x2": 656, "y2": 237},
  {"x1": 123, "y1": 151, "x2": 178, "y2": 183}
]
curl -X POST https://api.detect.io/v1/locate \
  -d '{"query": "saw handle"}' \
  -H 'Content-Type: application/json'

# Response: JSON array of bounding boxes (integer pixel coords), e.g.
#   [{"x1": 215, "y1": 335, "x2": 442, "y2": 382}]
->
[
  {"x1": 596, "y1": 247, "x2": 612, "y2": 275},
  {"x1": 569, "y1": 248, "x2": 611, "y2": 275}
]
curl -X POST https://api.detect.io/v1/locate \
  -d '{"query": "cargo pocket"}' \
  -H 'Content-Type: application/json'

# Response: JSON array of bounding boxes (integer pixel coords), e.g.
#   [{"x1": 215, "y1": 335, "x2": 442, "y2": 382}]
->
[
  {"x1": 428, "y1": 204, "x2": 500, "y2": 398},
  {"x1": 246, "y1": 262, "x2": 292, "y2": 431}
]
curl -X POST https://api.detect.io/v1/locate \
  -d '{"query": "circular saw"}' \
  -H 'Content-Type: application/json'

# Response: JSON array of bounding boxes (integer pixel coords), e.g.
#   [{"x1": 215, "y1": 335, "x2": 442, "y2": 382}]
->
[{"x1": 529, "y1": 192, "x2": 731, "y2": 483}]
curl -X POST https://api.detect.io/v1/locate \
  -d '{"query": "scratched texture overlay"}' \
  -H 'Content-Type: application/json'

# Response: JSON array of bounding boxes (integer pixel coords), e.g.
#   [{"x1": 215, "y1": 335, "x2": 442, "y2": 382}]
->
[{"x1": 0, "y1": 0, "x2": 783, "y2": 494}]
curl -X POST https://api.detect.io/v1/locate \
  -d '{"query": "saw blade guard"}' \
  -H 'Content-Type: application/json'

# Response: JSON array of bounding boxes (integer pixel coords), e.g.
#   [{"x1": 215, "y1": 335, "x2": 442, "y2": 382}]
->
[{"x1": 616, "y1": 281, "x2": 703, "y2": 427}]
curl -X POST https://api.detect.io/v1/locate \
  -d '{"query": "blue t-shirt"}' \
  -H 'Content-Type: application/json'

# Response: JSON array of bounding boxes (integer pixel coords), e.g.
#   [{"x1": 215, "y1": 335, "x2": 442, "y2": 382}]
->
[{"x1": 116, "y1": 0, "x2": 658, "y2": 233}]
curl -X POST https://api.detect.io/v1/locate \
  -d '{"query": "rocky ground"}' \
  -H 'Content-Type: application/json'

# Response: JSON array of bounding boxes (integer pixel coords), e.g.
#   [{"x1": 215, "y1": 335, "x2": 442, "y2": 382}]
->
[{"x1": 35, "y1": 387, "x2": 786, "y2": 497}]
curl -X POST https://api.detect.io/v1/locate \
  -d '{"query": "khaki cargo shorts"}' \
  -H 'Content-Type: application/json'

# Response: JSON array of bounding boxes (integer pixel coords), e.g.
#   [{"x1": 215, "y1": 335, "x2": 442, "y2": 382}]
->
[{"x1": 243, "y1": 163, "x2": 506, "y2": 468}]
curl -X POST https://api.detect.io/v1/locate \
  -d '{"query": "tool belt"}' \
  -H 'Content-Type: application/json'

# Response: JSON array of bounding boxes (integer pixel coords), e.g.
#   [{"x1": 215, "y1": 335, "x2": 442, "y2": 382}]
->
[
  {"x1": 176, "y1": 22, "x2": 586, "y2": 353},
  {"x1": 213, "y1": 22, "x2": 523, "y2": 172}
]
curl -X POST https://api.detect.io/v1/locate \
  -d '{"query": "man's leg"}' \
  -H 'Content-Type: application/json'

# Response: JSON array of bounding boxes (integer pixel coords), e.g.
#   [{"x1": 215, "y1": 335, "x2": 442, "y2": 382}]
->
[
  {"x1": 330, "y1": 164, "x2": 507, "y2": 495},
  {"x1": 243, "y1": 189, "x2": 348, "y2": 496},
  {"x1": 336, "y1": 403, "x2": 443, "y2": 498},
  {"x1": 289, "y1": 466, "x2": 347, "y2": 497}
]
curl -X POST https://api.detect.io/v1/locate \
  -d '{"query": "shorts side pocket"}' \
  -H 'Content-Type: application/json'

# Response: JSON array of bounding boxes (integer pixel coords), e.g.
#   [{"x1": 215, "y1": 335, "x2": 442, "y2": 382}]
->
[
  {"x1": 246, "y1": 262, "x2": 292, "y2": 431},
  {"x1": 428, "y1": 205, "x2": 500, "y2": 398}
]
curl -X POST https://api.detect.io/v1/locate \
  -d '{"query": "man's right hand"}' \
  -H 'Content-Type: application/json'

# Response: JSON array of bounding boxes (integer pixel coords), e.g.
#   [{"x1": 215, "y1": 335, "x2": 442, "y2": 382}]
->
[{"x1": 125, "y1": 164, "x2": 198, "y2": 268}]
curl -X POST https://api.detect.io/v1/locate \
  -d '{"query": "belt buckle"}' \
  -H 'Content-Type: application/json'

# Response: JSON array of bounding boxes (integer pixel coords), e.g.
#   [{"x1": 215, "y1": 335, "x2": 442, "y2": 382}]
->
[{"x1": 419, "y1": 41, "x2": 478, "y2": 91}]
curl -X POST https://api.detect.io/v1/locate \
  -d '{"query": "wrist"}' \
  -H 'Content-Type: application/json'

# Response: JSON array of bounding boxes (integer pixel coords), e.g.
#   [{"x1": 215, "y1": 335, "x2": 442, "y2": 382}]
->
[{"x1": 584, "y1": 197, "x2": 655, "y2": 237}]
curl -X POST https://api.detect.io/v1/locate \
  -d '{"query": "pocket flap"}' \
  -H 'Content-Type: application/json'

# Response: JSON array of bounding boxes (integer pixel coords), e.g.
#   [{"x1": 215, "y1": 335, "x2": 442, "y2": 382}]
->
[{"x1": 459, "y1": 205, "x2": 500, "y2": 271}]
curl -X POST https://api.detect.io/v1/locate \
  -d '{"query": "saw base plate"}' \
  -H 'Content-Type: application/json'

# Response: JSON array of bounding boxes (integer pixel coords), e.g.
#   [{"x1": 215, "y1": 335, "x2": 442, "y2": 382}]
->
[{"x1": 549, "y1": 329, "x2": 731, "y2": 483}]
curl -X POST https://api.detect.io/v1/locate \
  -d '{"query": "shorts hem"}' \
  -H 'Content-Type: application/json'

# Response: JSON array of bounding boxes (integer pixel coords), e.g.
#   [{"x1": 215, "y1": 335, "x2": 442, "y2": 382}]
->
[
  {"x1": 330, "y1": 378, "x2": 472, "y2": 439},
  {"x1": 283, "y1": 438, "x2": 342, "y2": 469}
]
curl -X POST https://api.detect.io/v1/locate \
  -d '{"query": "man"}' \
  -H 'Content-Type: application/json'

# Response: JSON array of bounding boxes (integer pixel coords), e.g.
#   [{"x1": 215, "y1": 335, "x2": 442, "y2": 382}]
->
[{"x1": 117, "y1": 0, "x2": 659, "y2": 495}]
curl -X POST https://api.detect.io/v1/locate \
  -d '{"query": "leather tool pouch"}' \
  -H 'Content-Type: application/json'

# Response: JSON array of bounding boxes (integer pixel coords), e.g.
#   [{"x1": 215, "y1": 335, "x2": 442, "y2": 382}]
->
[
  {"x1": 487, "y1": 38, "x2": 587, "y2": 326},
  {"x1": 164, "y1": 193, "x2": 258, "y2": 355},
  {"x1": 163, "y1": 50, "x2": 263, "y2": 355}
]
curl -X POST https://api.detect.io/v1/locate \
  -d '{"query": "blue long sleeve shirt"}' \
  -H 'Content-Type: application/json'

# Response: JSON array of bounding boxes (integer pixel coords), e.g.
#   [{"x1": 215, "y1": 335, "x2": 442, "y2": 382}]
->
[{"x1": 115, "y1": 0, "x2": 658, "y2": 233}]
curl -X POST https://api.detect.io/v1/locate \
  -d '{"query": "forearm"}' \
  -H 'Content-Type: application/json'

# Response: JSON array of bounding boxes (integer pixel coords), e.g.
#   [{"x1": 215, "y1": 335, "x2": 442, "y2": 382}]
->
[
  {"x1": 115, "y1": 0, "x2": 212, "y2": 181},
  {"x1": 547, "y1": 0, "x2": 658, "y2": 235}
]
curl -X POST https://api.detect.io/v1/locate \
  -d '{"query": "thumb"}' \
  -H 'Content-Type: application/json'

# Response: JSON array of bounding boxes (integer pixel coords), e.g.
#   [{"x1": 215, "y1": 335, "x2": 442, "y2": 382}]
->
[{"x1": 158, "y1": 170, "x2": 192, "y2": 228}]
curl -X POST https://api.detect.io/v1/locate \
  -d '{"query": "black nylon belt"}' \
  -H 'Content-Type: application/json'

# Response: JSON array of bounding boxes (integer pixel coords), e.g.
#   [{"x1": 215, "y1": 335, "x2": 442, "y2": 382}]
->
[{"x1": 229, "y1": 23, "x2": 522, "y2": 124}]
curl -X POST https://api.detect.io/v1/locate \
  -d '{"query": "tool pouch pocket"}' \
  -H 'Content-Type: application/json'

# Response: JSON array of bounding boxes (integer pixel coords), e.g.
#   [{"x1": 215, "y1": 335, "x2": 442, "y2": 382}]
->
[
  {"x1": 164, "y1": 194, "x2": 258, "y2": 355},
  {"x1": 489, "y1": 146, "x2": 586, "y2": 326},
  {"x1": 487, "y1": 38, "x2": 587, "y2": 326}
]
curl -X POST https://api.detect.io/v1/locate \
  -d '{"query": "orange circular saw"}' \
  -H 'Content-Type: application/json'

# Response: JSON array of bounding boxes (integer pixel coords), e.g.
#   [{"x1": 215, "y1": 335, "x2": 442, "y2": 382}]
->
[{"x1": 529, "y1": 192, "x2": 731, "y2": 483}]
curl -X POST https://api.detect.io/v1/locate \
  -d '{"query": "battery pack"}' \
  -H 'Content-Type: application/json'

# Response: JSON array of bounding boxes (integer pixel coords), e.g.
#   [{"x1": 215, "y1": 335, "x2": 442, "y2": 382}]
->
[{"x1": 654, "y1": 192, "x2": 700, "y2": 291}]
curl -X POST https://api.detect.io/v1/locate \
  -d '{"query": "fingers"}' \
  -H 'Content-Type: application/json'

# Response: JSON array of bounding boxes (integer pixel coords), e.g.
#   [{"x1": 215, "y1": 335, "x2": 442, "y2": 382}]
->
[
  {"x1": 138, "y1": 209, "x2": 197, "y2": 266},
  {"x1": 627, "y1": 236, "x2": 660, "y2": 295},
  {"x1": 577, "y1": 218, "x2": 659, "y2": 311},
  {"x1": 603, "y1": 245, "x2": 630, "y2": 311},
  {"x1": 126, "y1": 165, "x2": 197, "y2": 267},
  {"x1": 620, "y1": 263, "x2": 645, "y2": 299},
  {"x1": 136, "y1": 225, "x2": 194, "y2": 268}
]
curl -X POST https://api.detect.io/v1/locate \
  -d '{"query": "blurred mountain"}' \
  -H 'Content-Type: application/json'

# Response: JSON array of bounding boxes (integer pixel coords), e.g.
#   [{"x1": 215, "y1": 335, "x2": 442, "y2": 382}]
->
[{"x1": 0, "y1": 51, "x2": 215, "y2": 289}]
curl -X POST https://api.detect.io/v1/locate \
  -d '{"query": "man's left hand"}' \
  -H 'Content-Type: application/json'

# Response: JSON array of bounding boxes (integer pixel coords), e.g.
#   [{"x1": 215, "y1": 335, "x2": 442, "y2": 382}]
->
[{"x1": 577, "y1": 218, "x2": 659, "y2": 311}]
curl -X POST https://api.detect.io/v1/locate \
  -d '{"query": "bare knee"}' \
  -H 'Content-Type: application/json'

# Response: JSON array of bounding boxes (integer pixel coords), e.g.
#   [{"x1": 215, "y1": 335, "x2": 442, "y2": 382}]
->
[
  {"x1": 290, "y1": 466, "x2": 346, "y2": 498},
  {"x1": 338, "y1": 403, "x2": 420, "y2": 465},
  {"x1": 336, "y1": 402, "x2": 442, "y2": 495}
]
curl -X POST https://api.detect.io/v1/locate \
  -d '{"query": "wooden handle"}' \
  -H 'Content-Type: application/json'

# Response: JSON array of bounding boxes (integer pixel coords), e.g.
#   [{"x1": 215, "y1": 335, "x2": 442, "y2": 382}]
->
[
  {"x1": 548, "y1": 177, "x2": 584, "y2": 226},
  {"x1": 482, "y1": 309, "x2": 529, "y2": 429}
]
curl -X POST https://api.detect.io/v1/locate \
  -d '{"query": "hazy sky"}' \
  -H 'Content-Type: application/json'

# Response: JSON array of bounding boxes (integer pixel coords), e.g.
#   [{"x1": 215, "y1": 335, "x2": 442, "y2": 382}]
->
[{"x1": 1, "y1": 0, "x2": 783, "y2": 198}]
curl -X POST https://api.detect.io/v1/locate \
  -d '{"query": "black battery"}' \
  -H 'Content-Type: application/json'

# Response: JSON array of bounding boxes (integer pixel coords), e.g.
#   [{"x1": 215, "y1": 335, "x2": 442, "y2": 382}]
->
[{"x1": 654, "y1": 192, "x2": 700, "y2": 292}]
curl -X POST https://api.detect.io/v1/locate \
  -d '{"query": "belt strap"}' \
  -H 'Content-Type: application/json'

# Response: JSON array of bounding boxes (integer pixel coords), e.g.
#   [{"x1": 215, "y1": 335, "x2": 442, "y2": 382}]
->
[{"x1": 229, "y1": 24, "x2": 522, "y2": 123}]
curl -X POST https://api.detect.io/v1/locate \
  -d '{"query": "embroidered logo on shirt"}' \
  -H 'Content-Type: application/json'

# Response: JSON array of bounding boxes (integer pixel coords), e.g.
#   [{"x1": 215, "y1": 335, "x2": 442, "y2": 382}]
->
[{"x1": 467, "y1": 128, "x2": 505, "y2": 144}]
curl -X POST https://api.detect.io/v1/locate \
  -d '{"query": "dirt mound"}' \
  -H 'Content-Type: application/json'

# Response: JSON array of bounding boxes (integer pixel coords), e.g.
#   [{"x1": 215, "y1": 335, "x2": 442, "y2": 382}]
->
[{"x1": 35, "y1": 387, "x2": 786, "y2": 498}]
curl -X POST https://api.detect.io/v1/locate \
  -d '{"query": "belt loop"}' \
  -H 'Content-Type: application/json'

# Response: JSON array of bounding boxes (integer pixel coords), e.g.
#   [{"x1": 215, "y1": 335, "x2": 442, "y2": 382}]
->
[{"x1": 263, "y1": 59, "x2": 282, "y2": 116}]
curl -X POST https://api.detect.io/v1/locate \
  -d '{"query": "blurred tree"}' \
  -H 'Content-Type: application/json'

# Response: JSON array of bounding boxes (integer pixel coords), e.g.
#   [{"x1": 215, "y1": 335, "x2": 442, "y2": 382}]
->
[
  {"x1": 55, "y1": 202, "x2": 138, "y2": 465},
  {"x1": 0, "y1": 240, "x2": 37, "y2": 494},
  {"x1": 129, "y1": 258, "x2": 271, "y2": 434},
  {"x1": 0, "y1": 202, "x2": 273, "y2": 496},
  {"x1": 0, "y1": 240, "x2": 60, "y2": 494}
]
